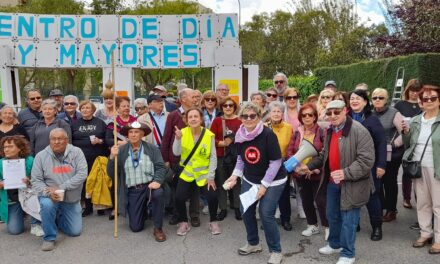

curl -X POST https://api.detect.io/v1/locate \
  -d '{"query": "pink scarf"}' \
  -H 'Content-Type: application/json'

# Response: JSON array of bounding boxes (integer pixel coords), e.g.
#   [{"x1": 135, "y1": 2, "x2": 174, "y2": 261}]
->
[{"x1": 235, "y1": 121, "x2": 264, "y2": 143}]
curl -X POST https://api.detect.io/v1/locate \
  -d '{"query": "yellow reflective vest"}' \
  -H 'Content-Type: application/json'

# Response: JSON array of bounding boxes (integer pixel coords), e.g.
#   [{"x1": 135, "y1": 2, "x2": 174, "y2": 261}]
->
[{"x1": 179, "y1": 127, "x2": 214, "y2": 187}]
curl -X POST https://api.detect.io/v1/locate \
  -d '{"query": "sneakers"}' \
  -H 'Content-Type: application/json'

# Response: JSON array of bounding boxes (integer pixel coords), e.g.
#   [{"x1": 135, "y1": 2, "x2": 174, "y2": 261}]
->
[
  {"x1": 302, "y1": 225, "x2": 320, "y2": 237},
  {"x1": 31, "y1": 224, "x2": 44, "y2": 237},
  {"x1": 238, "y1": 243, "x2": 263, "y2": 255},
  {"x1": 177, "y1": 222, "x2": 191, "y2": 236},
  {"x1": 41, "y1": 241, "x2": 55, "y2": 251},
  {"x1": 267, "y1": 252, "x2": 283, "y2": 264},
  {"x1": 324, "y1": 227, "x2": 330, "y2": 241},
  {"x1": 202, "y1": 205, "x2": 209, "y2": 215},
  {"x1": 209, "y1": 221, "x2": 221, "y2": 235},
  {"x1": 336, "y1": 257, "x2": 355, "y2": 264},
  {"x1": 319, "y1": 244, "x2": 342, "y2": 255}
]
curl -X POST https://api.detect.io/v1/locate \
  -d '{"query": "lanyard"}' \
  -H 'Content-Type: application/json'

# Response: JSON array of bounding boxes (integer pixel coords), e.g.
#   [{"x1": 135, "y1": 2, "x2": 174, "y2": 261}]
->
[{"x1": 129, "y1": 144, "x2": 143, "y2": 169}]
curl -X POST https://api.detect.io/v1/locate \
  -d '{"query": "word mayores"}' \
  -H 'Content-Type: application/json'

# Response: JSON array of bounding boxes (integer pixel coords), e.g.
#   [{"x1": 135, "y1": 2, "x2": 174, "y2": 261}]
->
[{"x1": 0, "y1": 13, "x2": 238, "y2": 68}]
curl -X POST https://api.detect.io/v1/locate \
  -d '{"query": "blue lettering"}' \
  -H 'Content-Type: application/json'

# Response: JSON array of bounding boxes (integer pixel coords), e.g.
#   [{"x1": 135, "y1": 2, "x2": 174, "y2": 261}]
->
[
  {"x1": 81, "y1": 44, "x2": 96, "y2": 65},
  {"x1": 182, "y1": 44, "x2": 198, "y2": 67},
  {"x1": 142, "y1": 46, "x2": 158, "y2": 67},
  {"x1": 80, "y1": 18, "x2": 96, "y2": 39},
  {"x1": 101, "y1": 43, "x2": 117, "y2": 64},
  {"x1": 39, "y1": 17, "x2": 55, "y2": 38},
  {"x1": 60, "y1": 44, "x2": 76, "y2": 65},
  {"x1": 17, "y1": 16, "x2": 34, "y2": 38},
  {"x1": 0, "y1": 15, "x2": 12, "y2": 37},
  {"x1": 163, "y1": 45, "x2": 179, "y2": 67},
  {"x1": 60, "y1": 17, "x2": 75, "y2": 39},
  {"x1": 207, "y1": 17, "x2": 212, "y2": 39},
  {"x1": 141, "y1": 18, "x2": 157, "y2": 39},
  {"x1": 121, "y1": 44, "x2": 137, "y2": 65},
  {"x1": 121, "y1": 18, "x2": 137, "y2": 39},
  {"x1": 222, "y1": 17, "x2": 236, "y2": 38},
  {"x1": 182, "y1": 18, "x2": 197, "y2": 39},
  {"x1": 18, "y1": 44, "x2": 34, "y2": 65}
]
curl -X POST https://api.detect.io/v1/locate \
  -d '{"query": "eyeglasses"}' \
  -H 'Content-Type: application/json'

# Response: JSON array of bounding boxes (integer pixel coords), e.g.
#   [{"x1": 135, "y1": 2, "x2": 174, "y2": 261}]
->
[
  {"x1": 301, "y1": 113, "x2": 314, "y2": 118},
  {"x1": 422, "y1": 96, "x2": 439, "y2": 103},
  {"x1": 222, "y1": 103, "x2": 234, "y2": 108},
  {"x1": 64, "y1": 102, "x2": 77, "y2": 106},
  {"x1": 240, "y1": 113, "x2": 258, "y2": 120},
  {"x1": 29, "y1": 96, "x2": 42, "y2": 101},
  {"x1": 266, "y1": 93, "x2": 277, "y2": 98},
  {"x1": 135, "y1": 107, "x2": 146, "y2": 111},
  {"x1": 321, "y1": 96, "x2": 332, "y2": 100},
  {"x1": 325, "y1": 109, "x2": 343, "y2": 116},
  {"x1": 286, "y1": 95, "x2": 298, "y2": 101},
  {"x1": 372, "y1": 96, "x2": 386, "y2": 101},
  {"x1": 205, "y1": 98, "x2": 217, "y2": 102},
  {"x1": 274, "y1": 80, "x2": 284, "y2": 84}
]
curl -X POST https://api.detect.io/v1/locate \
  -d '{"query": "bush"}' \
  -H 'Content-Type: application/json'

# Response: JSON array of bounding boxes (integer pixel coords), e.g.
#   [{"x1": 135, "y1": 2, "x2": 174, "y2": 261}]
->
[{"x1": 259, "y1": 75, "x2": 320, "y2": 101}]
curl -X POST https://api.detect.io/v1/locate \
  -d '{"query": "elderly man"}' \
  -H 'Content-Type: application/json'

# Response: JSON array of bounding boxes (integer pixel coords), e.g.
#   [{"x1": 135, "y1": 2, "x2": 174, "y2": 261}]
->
[
  {"x1": 31, "y1": 128, "x2": 88, "y2": 251},
  {"x1": 324, "y1": 80, "x2": 338, "y2": 92},
  {"x1": 153, "y1": 85, "x2": 177, "y2": 112},
  {"x1": 49, "y1": 89, "x2": 64, "y2": 112},
  {"x1": 273, "y1": 73, "x2": 288, "y2": 101},
  {"x1": 138, "y1": 94, "x2": 168, "y2": 148},
  {"x1": 18, "y1": 88, "x2": 43, "y2": 135},
  {"x1": 57, "y1": 95, "x2": 82, "y2": 124},
  {"x1": 215, "y1": 83, "x2": 230, "y2": 102},
  {"x1": 108, "y1": 121, "x2": 167, "y2": 241},
  {"x1": 298, "y1": 100, "x2": 374, "y2": 264},
  {"x1": 161, "y1": 88, "x2": 201, "y2": 227}
]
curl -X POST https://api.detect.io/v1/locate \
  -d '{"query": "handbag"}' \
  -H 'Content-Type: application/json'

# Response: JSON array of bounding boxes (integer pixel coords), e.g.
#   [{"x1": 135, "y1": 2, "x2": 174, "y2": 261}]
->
[
  {"x1": 402, "y1": 124, "x2": 438, "y2": 179},
  {"x1": 174, "y1": 128, "x2": 206, "y2": 177}
]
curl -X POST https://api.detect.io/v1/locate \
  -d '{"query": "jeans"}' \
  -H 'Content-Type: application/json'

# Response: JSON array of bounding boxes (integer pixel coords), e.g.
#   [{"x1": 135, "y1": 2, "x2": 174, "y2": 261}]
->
[
  {"x1": 127, "y1": 186, "x2": 164, "y2": 232},
  {"x1": 39, "y1": 197, "x2": 82, "y2": 242},
  {"x1": 7, "y1": 202, "x2": 25, "y2": 235},
  {"x1": 241, "y1": 179, "x2": 284, "y2": 253},
  {"x1": 326, "y1": 183, "x2": 360, "y2": 258}
]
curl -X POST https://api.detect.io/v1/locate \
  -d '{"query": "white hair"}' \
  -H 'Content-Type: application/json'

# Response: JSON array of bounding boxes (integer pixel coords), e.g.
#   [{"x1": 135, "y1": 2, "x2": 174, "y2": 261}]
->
[{"x1": 63, "y1": 95, "x2": 79, "y2": 104}]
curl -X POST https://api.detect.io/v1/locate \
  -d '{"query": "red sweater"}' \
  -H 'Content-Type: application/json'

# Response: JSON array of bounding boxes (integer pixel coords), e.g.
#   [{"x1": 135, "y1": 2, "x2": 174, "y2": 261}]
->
[
  {"x1": 210, "y1": 117, "x2": 242, "y2": 157},
  {"x1": 329, "y1": 130, "x2": 342, "y2": 184}
]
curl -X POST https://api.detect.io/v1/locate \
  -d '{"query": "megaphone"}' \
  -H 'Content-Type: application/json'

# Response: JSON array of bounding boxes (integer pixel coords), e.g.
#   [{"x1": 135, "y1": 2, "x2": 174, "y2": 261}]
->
[{"x1": 284, "y1": 139, "x2": 318, "y2": 173}]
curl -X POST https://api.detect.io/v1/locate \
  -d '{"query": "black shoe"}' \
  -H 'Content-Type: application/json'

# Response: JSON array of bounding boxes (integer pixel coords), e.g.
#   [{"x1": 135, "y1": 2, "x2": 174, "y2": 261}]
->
[
  {"x1": 109, "y1": 214, "x2": 115, "y2": 221},
  {"x1": 410, "y1": 222, "x2": 421, "y2": 230},
  {"x1": 190, "y1": 217, "x2": 201, "y2": 227},
  {"x1": 82, "y1": 208, "x2": 93, "y2": 217},
  {"x1": 370, "y1": 226, "x2": 382, "y2": 241},
  {"x1": 356, "y1": 224, "x2": 361, "y2": 232},
  {"x1": 281, "y1": 221, "x2": 293, "y2": 231},
  {"x1": 234, "y1": 208, "x2": 242, "y2": 220},
  {"x1": 97, "y1": 210, "x2": 105, "y2": 216},
  {"x1": 169, "y1": 215, "x2": 179, "y2": 225},
  {"x1": 216, "y1": 210, "x2": 227, "y2": 221}
]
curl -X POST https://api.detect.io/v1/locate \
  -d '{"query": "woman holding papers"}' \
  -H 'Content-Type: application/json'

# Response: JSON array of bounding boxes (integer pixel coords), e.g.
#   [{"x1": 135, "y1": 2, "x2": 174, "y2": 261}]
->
[
  {"x1": 226, "y1": 102, "x2": 287, "y2": 264},
  {"x1": 0, "y1": 135, "x2": 35, "y2": 235}
]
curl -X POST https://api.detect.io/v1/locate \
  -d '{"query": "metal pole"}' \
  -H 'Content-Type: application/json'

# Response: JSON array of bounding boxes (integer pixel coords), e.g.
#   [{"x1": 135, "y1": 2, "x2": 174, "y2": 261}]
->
[
  {"x1": 237, "y1": 0, "x2": 241, "y2": 31},
  {"x1": 111, "y1": 52, "x2": 119, "y2": 238}
]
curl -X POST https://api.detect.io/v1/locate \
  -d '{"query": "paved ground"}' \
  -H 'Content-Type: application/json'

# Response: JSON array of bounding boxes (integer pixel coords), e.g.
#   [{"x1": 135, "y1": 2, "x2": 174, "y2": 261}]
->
[{"x1": 0, "y1": 181, "x2": 438, "y2": 264}]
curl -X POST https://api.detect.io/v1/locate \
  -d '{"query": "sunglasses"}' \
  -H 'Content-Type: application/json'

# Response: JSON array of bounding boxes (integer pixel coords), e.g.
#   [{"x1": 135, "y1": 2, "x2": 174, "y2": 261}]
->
[
  {"x1": 372, "y1": 96, "x2": 386, "y2": 101},
  {"x1": 29, "y1": 96, "x2": 42, "y2": 101},
  {"x1": 240, "y1": 113, "x2": 258, "y2": 120},
  {"x1": 321, "y1": 96, "x2": 332, "y2": 100},
  {"x1": 301, "y1": 113, "x2": 314, "y2": 118},
  {"x1": 286, "y1": 95, "x2": 298, "y2": 101},
  {"x1": 222, "y1": 103, "x2": 234, "y2": 108},
  {"x1": 266, "y1": 93, "x2": 277, "y2": 98},
  {"x1": 135, "y1": 107, "x2": 146, "y2": 111},
  {"x1": 422, "y1": 96, "x2": 439, "y2": 103},
  {"x1": 274, "y1": 80, "x2": 284, "y2": 84},
  {"x1": 325, "y1": 109, "x2": 343, "y2": 116},
  {"x1": 64, "y1": 102, "x2": 77, "y2": 106},
  {"x1": 205, "y1": 98, "x2": 217, "y2": 102}
]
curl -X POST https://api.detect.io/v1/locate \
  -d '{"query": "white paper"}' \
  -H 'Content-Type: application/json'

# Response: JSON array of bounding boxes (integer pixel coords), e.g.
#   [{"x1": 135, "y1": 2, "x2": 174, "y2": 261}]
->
[
  {"x1": 239, "y1": 184, "x2": 259, "y2": 214},
  {"x1": 2, "y1": 159, "x2": 27, "y2": 190}
]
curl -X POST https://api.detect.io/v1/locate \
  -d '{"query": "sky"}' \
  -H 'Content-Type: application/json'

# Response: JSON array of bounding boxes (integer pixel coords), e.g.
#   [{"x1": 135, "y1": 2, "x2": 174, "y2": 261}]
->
[{"x1": 197, "y1": 0, "x2": 388, "y2": 26}]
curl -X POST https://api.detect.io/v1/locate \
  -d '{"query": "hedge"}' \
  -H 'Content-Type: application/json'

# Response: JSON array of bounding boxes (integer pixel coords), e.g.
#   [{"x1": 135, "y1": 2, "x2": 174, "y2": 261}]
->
[
  {"x1": 259, "y1": 75, "x2": 320, "y2": 101},
  {"x1": 314, "y1": 53, "x2": 440, "y2": 96}
]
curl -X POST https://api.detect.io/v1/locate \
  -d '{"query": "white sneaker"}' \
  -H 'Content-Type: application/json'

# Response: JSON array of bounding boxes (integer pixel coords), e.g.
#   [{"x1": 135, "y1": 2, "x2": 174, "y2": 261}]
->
[
  {"x1": 319, "y1": 244, "x2": 342, "y2": 255},
  {"x1": 238, "y1": 243, "x2": 263, "y2": 255},
  {"x1": 202, "y1": 205, "x2": 209, "y2": 215},
  {"x1": 336, "y1": 257, "x2": 355, "y2": 264},
  {"x1": 176, "y1": 222, "x2": 191, "y2": 236},
  {"x1": 298, "y1": 206, "x2": 306, "y2": 219},
  {"x1": 324, "y1": 227, "x2": 330, "y2": 241},
  {"x1": 267, "y1": 252, "x2": 283, "y2": 264},
  {"x1": 302, "y1": 225, "x2": 320, "y2": 237},
  {"x1": 31, "y1": 224, "x2": 44, "y2": 237}
]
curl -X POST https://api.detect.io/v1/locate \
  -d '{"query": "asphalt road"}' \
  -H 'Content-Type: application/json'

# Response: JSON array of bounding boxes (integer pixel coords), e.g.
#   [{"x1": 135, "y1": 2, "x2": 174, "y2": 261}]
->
[{"x1": 0, "y1": 182, "x2": 438, "y2": 264}]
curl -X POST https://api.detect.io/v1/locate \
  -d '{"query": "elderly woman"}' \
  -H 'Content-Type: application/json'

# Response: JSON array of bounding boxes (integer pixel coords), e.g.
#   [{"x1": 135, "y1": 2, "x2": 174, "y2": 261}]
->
[
  {"x1": 57, "y1": 95, "x2": 81, "y2": 124},
  {"x1": 317, "y1": 89, "x2": 335, "y2": 122},
  {"x1": 266, "y1": 87, "x2": 279, "y2": 104},
  {"x1": 0, "y1": 105, "x2": 29, "y2": 142},
  {"x1": 95, "y1": 89, "x2": 116, "y2": 125},
  {"x1": 210, "y1": 97, "x2": 242, "y2": 220},
  {"x1": 251, "y1": 91, "x2": 269, "y2": 121},
  {"x1": 395, "y1": 79, "x2": 422, "y2": 209},
  {"x1": 201, "y1": 91, "x2": 219, "y2": 129},
  {"x1": 265, "y1": 101, "x2": 293, "y2": 231},
  {"x1": 226, "y1": 102, "x2": 287, "y2": 264},
  {"x1": 134, "y1": 98, "x2": 149, "y2": 117},
  {"x1": 286, "y1": 103, "x2": 329, "y2": 239},
  {"x1": 0, "y1": 136, "x2": 36, "y2": 235},
  {"x1": 173, "y1": 107, "x2": 220, "y2": 236},
  {"x1": 29, "y1": 99, "x2": 71, "y2": 155},
  {"x1": 107, "y1": 96, "x2": 137, "y2": 146},
  {"x1": 371, "y1": 88, "x2": 404, "y2": 223},
  {"x1": 402, "y1": 84, "x2": 440, "y2": 254},
  {"x1": 71, "y1": 100, "x2": 110, "y2": 217},
  {"x1": 349, "y1": 89, "x2": 387, "y2": 241}
]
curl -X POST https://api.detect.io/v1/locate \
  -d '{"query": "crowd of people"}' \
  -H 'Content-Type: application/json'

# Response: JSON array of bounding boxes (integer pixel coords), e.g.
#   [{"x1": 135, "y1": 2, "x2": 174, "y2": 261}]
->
[{"x1": 0, "y1": 75, "x2": 439, "y2": 264}]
